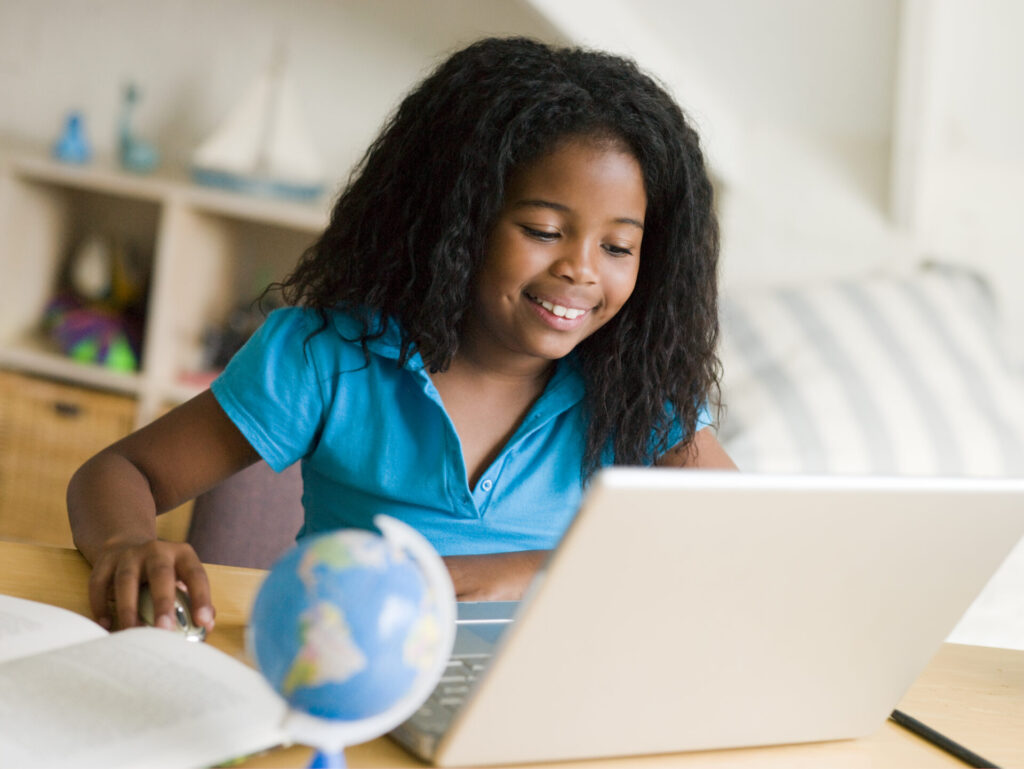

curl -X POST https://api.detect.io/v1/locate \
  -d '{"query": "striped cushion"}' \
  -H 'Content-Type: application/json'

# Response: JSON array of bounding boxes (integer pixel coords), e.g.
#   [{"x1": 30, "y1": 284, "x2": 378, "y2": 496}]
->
[{"x1": 717, "y1": 264, "x2": 1024, "y2": 478}]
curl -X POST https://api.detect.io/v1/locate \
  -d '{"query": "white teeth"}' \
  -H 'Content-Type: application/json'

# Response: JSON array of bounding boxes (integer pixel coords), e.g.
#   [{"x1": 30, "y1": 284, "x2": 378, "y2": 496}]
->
[{"x1": 537, "y1": 298, "x2": 584, "y2": 320}]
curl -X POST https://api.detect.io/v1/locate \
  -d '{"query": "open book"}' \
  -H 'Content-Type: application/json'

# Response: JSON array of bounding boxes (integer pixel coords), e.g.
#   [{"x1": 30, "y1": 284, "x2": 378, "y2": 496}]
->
[{"x1": 0, "y1": 594, "x2": 288, "y2": 769}]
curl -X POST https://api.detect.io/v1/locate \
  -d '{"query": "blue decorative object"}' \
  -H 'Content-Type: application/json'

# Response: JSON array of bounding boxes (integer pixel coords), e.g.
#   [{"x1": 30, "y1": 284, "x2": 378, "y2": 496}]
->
[
  {"x1": 119, "y1": 83, "x2": 160, "y2": 173},
  {"x1": 53, "y1": 111, "x2": 91, "y2": 164},
  {"x1": 248, "y1": 516, "x2": 455, "y2": 768}
]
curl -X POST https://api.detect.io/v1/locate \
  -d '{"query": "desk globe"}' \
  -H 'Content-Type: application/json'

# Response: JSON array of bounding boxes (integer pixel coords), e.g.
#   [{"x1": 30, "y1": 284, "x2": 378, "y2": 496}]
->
[{"x1": 249, "y1": 516, "x2": 456, "y2": 768}]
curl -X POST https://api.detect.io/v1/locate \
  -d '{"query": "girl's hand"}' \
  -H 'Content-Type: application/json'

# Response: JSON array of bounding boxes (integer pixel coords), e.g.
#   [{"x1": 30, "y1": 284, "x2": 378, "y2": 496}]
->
[
  {"x1": 87, "y1": 539, "x2": 215, "y2": 634},
  {"x1": 442, "y1": 550, "x2": 548, "y2": 601}
]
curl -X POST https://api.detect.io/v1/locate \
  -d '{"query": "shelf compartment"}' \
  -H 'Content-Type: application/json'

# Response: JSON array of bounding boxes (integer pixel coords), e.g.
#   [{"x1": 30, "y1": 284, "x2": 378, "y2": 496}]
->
[
  {"x1": 147, "y1": 205, "x2": 318, "y2": 391},
  {"x1": 0, "y1": 174, "x2": 160, "y2": 378}
]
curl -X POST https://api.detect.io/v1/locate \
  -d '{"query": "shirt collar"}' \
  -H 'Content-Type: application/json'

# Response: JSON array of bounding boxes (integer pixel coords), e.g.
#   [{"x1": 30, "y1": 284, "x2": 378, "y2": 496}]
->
[
  {"x1": 528, "y1": 354, "x2": 586, "y2": 423},
  {"x1": 329, "y1": 306, "x2": 586, "y2": 412}
]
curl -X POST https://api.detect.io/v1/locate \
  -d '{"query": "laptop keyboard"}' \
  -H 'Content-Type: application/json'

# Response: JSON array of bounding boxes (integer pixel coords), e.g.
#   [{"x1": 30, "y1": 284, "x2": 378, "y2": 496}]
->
[
  {"x1": 406, "y1": 653, "x2": 491, "y2": 736},
  {"x1": 391, "y1": 603, "x2": 517, "y2": 758}
]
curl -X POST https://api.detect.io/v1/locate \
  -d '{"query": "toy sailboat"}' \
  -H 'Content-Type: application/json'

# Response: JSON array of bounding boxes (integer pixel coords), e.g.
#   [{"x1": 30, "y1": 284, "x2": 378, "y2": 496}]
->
[{"x1": 192, "y1": 51, "x2": 326, "y2": 201}]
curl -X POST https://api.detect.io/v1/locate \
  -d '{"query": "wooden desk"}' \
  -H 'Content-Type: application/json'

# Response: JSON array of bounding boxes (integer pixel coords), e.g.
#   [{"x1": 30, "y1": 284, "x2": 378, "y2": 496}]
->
[{"x1": 2, "y1": 539, "x2": 1022, "y2": 768}]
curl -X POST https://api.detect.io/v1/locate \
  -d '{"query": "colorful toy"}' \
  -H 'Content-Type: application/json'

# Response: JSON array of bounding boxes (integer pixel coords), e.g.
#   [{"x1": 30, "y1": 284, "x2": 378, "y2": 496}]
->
[
  {"x1": 44, "y1": 232, "x2": 149, "y2": 373},
  {"x1": 44, "y1": 294, "x2": 142, "y2": 373}
]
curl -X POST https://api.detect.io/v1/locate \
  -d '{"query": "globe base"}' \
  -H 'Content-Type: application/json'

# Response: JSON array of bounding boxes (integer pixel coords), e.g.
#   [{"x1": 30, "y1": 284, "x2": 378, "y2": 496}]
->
[{"x1": 308, "y1": 748, "x2": 346, "y2": 768}]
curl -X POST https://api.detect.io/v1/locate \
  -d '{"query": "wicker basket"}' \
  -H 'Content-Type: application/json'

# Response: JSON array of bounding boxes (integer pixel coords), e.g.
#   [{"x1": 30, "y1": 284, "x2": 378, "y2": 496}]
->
[{"x1": 0, "y1": 369, "x2": 137, "y2": 547}]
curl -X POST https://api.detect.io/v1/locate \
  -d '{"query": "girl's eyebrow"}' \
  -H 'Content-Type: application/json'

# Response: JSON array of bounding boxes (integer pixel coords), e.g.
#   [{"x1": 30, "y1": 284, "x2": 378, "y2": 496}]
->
[{"x1": 513, "y1": 199, "x2": 644, "y2": 230}]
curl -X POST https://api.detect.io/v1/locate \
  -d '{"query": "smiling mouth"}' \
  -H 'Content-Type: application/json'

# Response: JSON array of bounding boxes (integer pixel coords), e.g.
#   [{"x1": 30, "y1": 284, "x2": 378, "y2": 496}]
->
[{"x1": 525, "y1": 293, "x2": 590, "y2": 320}]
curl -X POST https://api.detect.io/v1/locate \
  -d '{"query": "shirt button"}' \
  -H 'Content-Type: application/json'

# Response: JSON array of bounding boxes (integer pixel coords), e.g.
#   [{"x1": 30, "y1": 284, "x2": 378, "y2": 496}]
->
[{"x1": 480, "y1": 479, "x2": 493, "y2": 492}]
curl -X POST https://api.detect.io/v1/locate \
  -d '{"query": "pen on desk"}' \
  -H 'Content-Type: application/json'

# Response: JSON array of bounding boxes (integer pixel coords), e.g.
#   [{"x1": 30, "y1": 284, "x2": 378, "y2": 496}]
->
[{"x1": 889, "y1": 709, "x2": 999, "y2": 768}]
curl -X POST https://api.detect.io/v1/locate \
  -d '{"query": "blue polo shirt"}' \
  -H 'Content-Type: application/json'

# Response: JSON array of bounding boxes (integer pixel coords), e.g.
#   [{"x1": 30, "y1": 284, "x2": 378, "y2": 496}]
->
[{"x1": 212, "y1": 307, "x2": 708, "y2": 556}]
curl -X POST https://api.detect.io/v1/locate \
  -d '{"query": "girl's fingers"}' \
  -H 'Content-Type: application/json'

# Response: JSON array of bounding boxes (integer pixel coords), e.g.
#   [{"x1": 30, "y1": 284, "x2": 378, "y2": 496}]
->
[
  {"x1": 144, "y1": 557, "x2": 180, "y2": 630},
  {"x1": 177, "y1": 553, "x2": 215, "y2": 630},
  {"x1": 112, "y1": 557, "x2": 144, "y2": 630},
  {"x1": 89, "y1": 541, "x2": 215, "y2": 633},
  {"x1": 87, "y1": 559, "x2": 116, "y2": 630}
]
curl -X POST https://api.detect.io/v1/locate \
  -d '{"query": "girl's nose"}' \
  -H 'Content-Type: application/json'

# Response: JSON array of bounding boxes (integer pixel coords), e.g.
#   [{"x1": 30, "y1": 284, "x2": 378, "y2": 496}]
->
[{"x1": 551, "y1": 239, "x2": 598, "y2": 284}]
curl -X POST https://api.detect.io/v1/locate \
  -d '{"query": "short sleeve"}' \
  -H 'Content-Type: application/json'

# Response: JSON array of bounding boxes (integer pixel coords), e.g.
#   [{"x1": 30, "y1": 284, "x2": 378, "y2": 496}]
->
[
  {"x1": 663, "y1": 401, "x2": 714, "y2": 450},
  {"x1": 211, "y1": 308, "x2": 326, "y2": 472}
]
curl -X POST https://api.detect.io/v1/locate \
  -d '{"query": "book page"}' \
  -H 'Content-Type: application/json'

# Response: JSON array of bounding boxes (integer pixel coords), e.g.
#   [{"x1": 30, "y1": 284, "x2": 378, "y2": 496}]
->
[
  {"x1": 0, "y1": 594, "x2": 107, "y2": 664},
  {"x1": 0, "y1": 627, "x2": 288, "y2": 769}
]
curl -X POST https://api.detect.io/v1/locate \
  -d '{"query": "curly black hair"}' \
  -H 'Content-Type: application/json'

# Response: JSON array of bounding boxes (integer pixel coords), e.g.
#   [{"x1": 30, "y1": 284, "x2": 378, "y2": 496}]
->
[{"x1": 277, "y1": 36, "x2": 721, "y2": 478}]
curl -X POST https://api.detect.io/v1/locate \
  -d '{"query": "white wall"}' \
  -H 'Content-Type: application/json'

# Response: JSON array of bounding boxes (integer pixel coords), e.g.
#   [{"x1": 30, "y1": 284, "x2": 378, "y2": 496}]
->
[
  {"x1": 522, "y1": 0, "x2": 907, "y2": 287},
  {"x1": 626, "y1": 0, "x2": 908, "y2": 288},
  {"x1": 629, "y1": 0, "x2": 899, "y2": 143},
  {"x1": 912, "y1": 0, "x2": 1024, "y2": 364}
]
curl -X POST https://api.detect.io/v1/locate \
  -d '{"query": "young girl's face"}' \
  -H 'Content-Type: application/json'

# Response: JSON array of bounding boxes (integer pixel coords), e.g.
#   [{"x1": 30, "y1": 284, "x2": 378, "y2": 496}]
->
[{"x1": 463, "y1": 137, "x2": 646, "y2": 373}]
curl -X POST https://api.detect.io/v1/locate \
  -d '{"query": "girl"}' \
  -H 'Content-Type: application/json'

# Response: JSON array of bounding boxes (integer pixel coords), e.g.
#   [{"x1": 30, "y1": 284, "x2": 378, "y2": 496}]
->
[{"x1": 68, "y1": 36, "x2": 736, "y2": 635}]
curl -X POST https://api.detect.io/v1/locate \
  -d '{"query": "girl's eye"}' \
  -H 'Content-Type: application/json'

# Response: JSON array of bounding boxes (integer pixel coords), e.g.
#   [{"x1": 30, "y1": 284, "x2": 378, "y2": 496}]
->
[
  {"x1": 603, "y1": 243, "x2": 634, "y2": 257},
  {"x1": 521, "y1": 226, "x2": 559, "y2": 242}
]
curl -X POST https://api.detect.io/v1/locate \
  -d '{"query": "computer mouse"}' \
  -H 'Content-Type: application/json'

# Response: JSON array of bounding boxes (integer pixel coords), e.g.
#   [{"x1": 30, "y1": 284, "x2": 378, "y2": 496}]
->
[{"x1": 137, "y1": 584, "x2": 206, "y2": 642}]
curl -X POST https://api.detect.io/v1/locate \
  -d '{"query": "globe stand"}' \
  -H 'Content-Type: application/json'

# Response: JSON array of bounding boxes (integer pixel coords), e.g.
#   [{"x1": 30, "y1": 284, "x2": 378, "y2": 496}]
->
[
  {"x1": 285, "y1": 708, "x2": 408, "y2": 768},
  {"x1": 267, "y1": 516, "x2": 458, "y2": 768}
]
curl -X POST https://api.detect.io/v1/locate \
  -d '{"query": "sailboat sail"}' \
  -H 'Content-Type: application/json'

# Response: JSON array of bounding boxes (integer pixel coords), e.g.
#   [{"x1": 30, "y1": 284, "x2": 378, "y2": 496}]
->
[
  {"x1": 193, "y1": 76, "x2": 270, "y2": 175},
  {"x1": 264, "y1": 76, "x2": 322, "y2": 183},
  {"x1": 192, "y1": 55, "x2": 325, "y2": 200}
]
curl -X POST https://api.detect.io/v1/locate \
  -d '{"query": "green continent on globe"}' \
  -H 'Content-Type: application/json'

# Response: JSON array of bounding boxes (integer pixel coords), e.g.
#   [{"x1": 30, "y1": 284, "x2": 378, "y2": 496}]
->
[
  {"x1": 296, "y1": 534, "x2": 389, "y2": 590},
  {"x1": 281, "y1": 601, "x2": 368, "y2": 695}
]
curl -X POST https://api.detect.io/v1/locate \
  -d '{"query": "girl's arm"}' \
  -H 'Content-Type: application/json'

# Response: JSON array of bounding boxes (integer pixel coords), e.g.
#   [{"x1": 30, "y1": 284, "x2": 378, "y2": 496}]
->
[
  {"x1": 67, "y1": 390, "x2": 260, "y2": 633},
  {"x1": 657, "y1": 426, "x2": 738, "y2": 470},
  {"x1": 442, "y1": 551, "x2": 548, "y2": 602},
  {"x1": 445, "y1": 428, "x2": 736, "y2": 600}
]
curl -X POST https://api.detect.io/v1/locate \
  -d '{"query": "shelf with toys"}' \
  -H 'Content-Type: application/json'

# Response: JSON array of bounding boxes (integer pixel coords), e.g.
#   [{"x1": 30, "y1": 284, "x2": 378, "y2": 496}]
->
[
  {"x1": 0, "y1": 142, "x2": 330, "y2": 547},
  {"x1": 0, "y1": 143, "x2": 329, "y2": 427},
  {"x1": 0, "y1": 56, "x2": 337, "y2": 547}
]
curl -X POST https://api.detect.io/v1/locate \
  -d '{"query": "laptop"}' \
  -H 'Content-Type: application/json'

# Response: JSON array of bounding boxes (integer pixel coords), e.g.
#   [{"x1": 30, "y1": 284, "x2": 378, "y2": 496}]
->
[{"x1": 390, "y1": 468, "x2": 1024, "y2": 766}]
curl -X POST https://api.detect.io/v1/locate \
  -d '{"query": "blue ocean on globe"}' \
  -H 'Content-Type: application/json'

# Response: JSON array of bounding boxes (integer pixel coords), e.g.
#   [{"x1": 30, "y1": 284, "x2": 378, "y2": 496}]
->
[{"x1": 250, "y1": 528, "x2": 444, "y2": 721}]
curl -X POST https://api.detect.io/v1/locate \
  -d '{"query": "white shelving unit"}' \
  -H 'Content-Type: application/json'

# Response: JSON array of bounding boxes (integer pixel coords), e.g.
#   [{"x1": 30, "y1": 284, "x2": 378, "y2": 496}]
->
[{"x1": 0, "y1": 144, "x2": 330, "y2": 426}]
